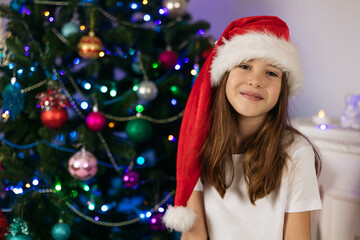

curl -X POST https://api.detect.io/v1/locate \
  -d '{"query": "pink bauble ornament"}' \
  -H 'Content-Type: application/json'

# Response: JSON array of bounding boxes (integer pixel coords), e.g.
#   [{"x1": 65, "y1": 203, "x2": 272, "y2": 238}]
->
[
  {"x1": 158, "y1": 50, "x2": 178, "y2": 69},
  {"x1": 85, "y1": 111, "x2": 106, "y2": 131},
  {"x1": 68, "y1": 148, "x2": 98, "y2": 181},
  {"x1": 123, "y1": 170, "x2": 139, "y2": 189},
  {"x1": 149, "y1": 212, "x2": 166, "y2": 231}
]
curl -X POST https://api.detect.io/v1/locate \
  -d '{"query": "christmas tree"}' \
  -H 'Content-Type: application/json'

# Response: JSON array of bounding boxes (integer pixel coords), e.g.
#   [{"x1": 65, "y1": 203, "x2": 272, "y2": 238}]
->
[{"x1": 0, "y1": 0, "x2": 213, "y2": 239}]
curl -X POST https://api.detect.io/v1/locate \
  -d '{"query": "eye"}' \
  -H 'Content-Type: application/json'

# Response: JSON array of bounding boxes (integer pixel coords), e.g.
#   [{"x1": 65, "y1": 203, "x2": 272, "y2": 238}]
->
[
  {"x1": 238, "y1": 64, "x2": 251, "y2": 70},
  {"x1": 266, "y1": 71, "x2": 279, "y2": 77}
]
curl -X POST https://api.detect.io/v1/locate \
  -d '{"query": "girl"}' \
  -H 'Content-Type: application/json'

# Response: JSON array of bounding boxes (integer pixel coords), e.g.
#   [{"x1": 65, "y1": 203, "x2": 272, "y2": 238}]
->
[{"x1": 163, "y1": 16, "x2": 322, "y2": 240}]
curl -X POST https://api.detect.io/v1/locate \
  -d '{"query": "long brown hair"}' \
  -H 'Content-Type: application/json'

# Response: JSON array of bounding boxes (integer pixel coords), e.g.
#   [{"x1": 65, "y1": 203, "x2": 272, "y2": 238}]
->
[{"x1": 199, "y1": 71, "x2": 321, "y2": 205}]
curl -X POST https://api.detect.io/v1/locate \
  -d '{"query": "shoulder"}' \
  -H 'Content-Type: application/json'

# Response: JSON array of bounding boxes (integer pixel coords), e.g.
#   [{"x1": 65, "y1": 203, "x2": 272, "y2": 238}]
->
[{"x1": 285, "y1": 132, "x2": 314, "y2": 159}]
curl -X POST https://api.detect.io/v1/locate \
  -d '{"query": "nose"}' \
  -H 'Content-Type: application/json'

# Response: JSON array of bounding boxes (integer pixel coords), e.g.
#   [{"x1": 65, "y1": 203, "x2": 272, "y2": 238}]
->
[{"x1": 247, "y1": 73, "x2": 262, "y2": 88}]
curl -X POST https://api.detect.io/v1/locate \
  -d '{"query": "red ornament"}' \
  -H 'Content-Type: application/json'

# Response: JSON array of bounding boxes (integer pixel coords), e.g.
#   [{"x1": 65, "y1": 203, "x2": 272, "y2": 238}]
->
[
  {"x1": 0, "y1": 209, "x2": 9, "y2": 240},
  {"x1": 123, "y1": 170, "x2": 139, "y2": 189},
  {"x1": 41, "y1": 108, "x2": 68, "y2": 129},
  {"x1": 158, "y1": 50, "x2": 178, "y2": 69},
  {"x1": 85, "y1": 111, "x2": 106, "y2": 131},
  {"x1": 77, "y1": 33, "x2": 103, "y2": 59},
  {"x1": 36, "y1": 88, "x2": 69, "y2": 111}
]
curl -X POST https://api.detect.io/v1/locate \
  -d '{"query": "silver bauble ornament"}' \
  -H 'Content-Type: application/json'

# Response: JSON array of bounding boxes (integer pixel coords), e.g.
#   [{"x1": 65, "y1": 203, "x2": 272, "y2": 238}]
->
[
  {"x1": 137, "y1": 81, "x2": 158, "y2": 101},
  {"x1": 61, "y1": 22, "x2": 79, "y2": 38},
  {"x1": 163, "y1": 0, "x2": 187, "y2": 18}
]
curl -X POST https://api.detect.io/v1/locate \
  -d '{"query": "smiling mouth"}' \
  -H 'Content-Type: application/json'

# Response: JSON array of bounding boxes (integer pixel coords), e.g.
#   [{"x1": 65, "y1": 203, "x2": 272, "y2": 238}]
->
[{"x1": 240, "y1": 91, "x2": 264, "y2": 101}]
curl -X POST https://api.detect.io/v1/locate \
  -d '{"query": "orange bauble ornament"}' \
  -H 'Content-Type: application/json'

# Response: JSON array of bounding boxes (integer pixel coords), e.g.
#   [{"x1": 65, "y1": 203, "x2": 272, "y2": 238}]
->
[
  {"x1": 41, "y1": 108, "x2": 68, "y2": 129},
  {"x1": 77, "y1": 32, "x2": 103, "y2": 59}
]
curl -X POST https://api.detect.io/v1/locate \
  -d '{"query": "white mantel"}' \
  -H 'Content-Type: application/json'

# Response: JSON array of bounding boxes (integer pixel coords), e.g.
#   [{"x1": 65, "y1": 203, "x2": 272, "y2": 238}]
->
[{"x1": 293, "y1": 118, "x2": 360, "y2": 240}]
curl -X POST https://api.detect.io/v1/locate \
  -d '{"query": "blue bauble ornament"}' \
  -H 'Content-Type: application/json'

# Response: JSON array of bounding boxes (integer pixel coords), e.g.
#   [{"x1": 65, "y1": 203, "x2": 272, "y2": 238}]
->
[
  {"x1": 61, "y1": 22, "x2": 79, "y2": 38},
  {"x1": 2, "y1": 79, "x2": 25, "y2": 120},
  {"x1": 10, "y1": 0, "x2": 21, "y2": 11},
  {"x1": 51, "y1": 222, "x2": 71, "y2": 240},
  {"x1": 7, "y1": 234, "x2": 32, "y2": 240}
]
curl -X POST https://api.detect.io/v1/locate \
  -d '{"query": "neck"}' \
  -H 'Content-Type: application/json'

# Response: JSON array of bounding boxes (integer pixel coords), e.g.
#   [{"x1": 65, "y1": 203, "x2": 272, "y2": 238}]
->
[{"x1": 233, "y1": 115, "x2": 265, "y2": 153}]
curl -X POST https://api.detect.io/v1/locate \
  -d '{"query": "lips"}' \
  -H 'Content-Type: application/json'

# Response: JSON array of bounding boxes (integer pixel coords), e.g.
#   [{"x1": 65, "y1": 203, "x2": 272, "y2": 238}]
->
[{"x1": 240, "y1": 91, "x2": 264, "y2": 101}]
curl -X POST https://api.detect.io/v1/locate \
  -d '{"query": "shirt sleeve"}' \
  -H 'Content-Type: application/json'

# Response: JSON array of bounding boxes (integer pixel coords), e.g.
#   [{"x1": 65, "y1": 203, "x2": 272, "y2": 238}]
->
[
  {"x1": 193, "y1": 177, "x2": 203, "y2": 191},
  {"x1": 285, "y1": 143, "x2": 322, "y2": 213}
]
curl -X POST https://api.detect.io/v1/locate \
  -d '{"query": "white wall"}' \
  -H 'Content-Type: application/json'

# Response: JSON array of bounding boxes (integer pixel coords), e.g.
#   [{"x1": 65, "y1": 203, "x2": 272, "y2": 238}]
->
[{"x1": 188, "y1": 0, "x2": 360, "y2": 119}]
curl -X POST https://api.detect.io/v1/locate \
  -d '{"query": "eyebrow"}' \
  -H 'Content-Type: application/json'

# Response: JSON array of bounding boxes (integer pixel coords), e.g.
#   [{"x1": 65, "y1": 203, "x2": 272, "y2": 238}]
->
[{"x1": 266, "y1": 64, "x2": 282, "y2": 72}]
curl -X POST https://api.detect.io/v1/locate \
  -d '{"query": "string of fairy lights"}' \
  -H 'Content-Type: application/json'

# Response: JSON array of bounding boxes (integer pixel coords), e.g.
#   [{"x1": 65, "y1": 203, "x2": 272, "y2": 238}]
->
[{"x1": 0, "y1": 0, "x2": 208, "y2": 228}]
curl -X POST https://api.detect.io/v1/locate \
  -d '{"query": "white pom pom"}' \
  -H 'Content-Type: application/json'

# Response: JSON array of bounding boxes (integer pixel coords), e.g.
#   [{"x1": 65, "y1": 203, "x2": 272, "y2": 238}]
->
[{"x1": 162, "y1": 205, "x2": 197, "y2": 232}]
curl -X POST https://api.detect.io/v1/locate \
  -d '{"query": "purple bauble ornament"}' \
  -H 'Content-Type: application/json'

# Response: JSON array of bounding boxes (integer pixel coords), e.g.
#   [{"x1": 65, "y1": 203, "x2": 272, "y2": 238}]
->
[
  {"x1": 68, "y1": 148, "x2": 98, "y2": 181},
  {"x1": 158, "y1": 50, "x2": 178, "y2": 69},
  {"x1": 85, "y1": 111, "x2": 106, "y2": 131},
  {"x1": 149, "y1": 212, "x2": 166, "y2": 231},
  {"x1": 123, "y1": 170, "x2": 139, "y2": 189}
]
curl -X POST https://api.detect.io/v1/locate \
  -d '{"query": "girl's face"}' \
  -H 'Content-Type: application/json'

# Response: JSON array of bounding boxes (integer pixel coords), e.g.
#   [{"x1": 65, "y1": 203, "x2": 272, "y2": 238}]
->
[{"x1": 225, "y1": 58, "x2": 283, "y2": 122}]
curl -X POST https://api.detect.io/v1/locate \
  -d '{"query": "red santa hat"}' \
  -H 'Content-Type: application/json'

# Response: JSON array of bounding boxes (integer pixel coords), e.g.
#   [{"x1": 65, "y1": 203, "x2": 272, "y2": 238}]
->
[{"x1": 162, "y1": 16, "x2": 303, "y2": 232}]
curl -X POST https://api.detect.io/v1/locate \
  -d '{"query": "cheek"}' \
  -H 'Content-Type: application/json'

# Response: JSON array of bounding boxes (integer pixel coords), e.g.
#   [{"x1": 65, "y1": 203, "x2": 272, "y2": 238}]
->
[{"x1": 269, "y1": 83, "x2": 282, "y2": 105}]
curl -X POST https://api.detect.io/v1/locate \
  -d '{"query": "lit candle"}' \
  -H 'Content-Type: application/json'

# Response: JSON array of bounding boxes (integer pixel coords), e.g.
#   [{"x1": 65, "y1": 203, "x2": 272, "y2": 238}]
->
[{"x1": 312, "y1": 110, "x2": 330, "y2": 125}]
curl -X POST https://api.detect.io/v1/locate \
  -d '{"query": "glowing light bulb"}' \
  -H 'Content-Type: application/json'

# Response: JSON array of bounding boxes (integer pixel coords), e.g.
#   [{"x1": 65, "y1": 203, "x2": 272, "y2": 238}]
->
[
  {"x1": 88, "y1": 203, "x2": 95, "y2": 211},
  {"x1": 80, "y1": 101, "x2": 89, "y2": 110},
  {"x1": 146, "y1": 211, "x2": 152, "y2": 218},
  {"x1": 55, "y1": 184, "x2": 62, "y2": 191},
  {"x1": 25, "y1": 183, "x2": 31, "y2": 188},
  {"x1": 137, "y1": 156, "x2": 145, "y2": 165},
  {"x1": 80, "y1": 25, "x2": 86, "y2": 31},
  {"x1": 143, "y1": 0, "x2": 148, "y2": 4},
  {"x1": 170, "y1": 86, "x2": 179, "y2": 94},
  {"x1": 136, "y1": 104, "x2": 144, "y2": 113},
  {"x1": 159, "y1": 8, "x2": 166, "y2": 15},
  {"x1": 190, "y1": 69, "x2": 198, "y2": 76},
  {"x1": 130, "y1": 3, "x2": 138, "y2": 9},
  {"x1": 44, "y1": 11, "x2": 50, "y2": 17},
  {"x1": 84, "y1": 82, "x2": 91, "y2": 90},
  {"x1": 319, "y1": 124, "x2": 328, "y2": 130},
  {"x1": 101, "y1": 205, "x2": 109, "y2": 212},
  {"x1": 168, "y1": 135, "x2": 176, "y2": 142},
  {"x1": 110, "y1": 89, "x2": 117, "y2": 97},
  {"x1": 73, "y1": 58, "x2": 80, "y2": 65},
  {"x1": 83, "y1": 185, "x2": 90, "y2": 191},
  {"x1": 108, "y1": 122, "x2": 115, "y2": 128},
  {"x1": 100, "y1": 86, "x2": 108, "y2": 93},
  {"x1": 32, "y1": 179, "x2": 39, "y2": 186},
  {"x1": 143, "y1": 14, "x2": 151, "y2": 21},
  {"x1": 99, "y1": 51, "x2": 105, "y2": 57}
]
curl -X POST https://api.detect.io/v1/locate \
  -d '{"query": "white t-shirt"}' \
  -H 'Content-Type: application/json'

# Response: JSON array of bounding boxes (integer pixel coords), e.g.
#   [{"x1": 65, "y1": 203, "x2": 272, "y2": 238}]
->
[{"x1": 194, "y1": 135, "x2": 322, "y2": 240}]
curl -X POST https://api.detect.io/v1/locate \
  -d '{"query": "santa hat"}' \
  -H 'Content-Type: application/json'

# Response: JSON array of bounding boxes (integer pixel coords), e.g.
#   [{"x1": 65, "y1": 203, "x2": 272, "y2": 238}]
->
[{"x1": 162, "y1": 16, "x2": 303, "y2": 232}]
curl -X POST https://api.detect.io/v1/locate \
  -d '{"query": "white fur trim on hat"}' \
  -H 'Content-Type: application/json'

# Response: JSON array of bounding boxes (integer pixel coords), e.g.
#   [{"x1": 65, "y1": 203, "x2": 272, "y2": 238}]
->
[
  {"x1": 162, "y1": 205, "x2": 197, "y2": 232},
  {"x1": 210, "y1": 32, "x2": 303, "y2": 96}
]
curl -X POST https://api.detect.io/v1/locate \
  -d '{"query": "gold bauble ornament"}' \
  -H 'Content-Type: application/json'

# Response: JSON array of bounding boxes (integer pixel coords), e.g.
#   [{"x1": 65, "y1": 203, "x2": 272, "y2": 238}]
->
[{"x1": 77, "y1": 32, "x2": 103, "y2": 59}]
